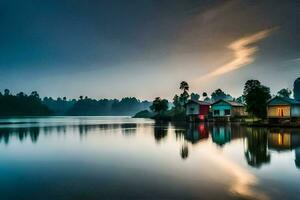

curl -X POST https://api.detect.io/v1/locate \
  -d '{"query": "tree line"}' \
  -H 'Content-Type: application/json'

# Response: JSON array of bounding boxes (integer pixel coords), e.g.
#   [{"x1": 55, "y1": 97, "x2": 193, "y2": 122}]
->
[
  {"x1": 1, "y1": 78, "x2": 297, "y2": 117},
  {"x1": 0, "y1": 89, "x2": 151, "y2": 116}
]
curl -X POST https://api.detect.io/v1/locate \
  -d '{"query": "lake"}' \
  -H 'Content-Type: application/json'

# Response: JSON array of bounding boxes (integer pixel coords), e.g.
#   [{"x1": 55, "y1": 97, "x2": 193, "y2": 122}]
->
[{"x1": 0, "y1": 116, "x2": 299, "y2": 200}]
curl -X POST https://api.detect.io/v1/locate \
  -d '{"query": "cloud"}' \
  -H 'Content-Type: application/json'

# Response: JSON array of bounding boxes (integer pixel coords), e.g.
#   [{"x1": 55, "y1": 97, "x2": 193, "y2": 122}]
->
[{"x1": 198, "y1": 28, "x2": 275, "y2": 80}]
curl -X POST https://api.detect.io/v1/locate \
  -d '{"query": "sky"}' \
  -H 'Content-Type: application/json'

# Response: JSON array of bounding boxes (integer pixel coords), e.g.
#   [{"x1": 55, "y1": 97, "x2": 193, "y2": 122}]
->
[{"x1": 0, "y1": 0, "x2": 299, "y2": 100}]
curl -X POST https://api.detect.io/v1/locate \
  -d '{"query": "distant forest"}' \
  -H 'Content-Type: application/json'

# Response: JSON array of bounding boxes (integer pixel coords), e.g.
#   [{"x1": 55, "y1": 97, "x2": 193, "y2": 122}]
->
[{"x1": 0, "y1": 89, "x2": 151, "y2": 116}]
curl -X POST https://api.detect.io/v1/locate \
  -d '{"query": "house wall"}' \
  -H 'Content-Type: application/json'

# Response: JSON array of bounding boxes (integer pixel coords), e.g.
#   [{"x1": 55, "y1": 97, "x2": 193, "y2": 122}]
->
[
  {"x1": 199, "y1": 105, "x2": 210, "y2": 115},
  {"x1": 291, "y1": 105, "x2": 300, "y2": 117},
  {"x1": 267, "y1": 105, "x2": 291, "y2": 118},
  {"x1": 232, "y1": 107, "x2": 247, "y2": 117},
  {"x1": 186, "y1": 103, "x2": 199, "y2": 115},
  {"x1": 212, "y1": 103, "x2": 232, "y2": 117}
]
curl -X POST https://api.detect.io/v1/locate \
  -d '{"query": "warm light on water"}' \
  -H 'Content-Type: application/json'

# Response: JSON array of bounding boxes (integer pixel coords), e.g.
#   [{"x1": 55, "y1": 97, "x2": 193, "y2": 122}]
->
[{"x1": 0, "y1": 116, "x2": 299, "y2": 199}]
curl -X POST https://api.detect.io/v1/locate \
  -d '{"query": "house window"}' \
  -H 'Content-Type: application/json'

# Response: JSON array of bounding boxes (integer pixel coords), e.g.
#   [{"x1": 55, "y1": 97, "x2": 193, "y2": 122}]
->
[
  {"x1": 224, "y1": 109, "x2": 231, "y2": 116},
  {"x1": 214, "y1": 110, "x2": 220, "y2": 116},
  {"x1": 277, "y1": 108, "x2": 284, "y2": 117}
]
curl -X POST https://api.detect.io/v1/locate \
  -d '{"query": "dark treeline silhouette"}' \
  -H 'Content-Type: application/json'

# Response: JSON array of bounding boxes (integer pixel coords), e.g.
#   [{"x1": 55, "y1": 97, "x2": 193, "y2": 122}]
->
[
  {"x1": 43, "y1": 97, "x2": 76, "y2": 115},
  {"x1": 64, "y1": 97, "x2": 151, "y2": 116},
  {"x1": 0, "y1": 89, "x2": 151, "y2": 116},
  {"x1": 0, "y1": 89, "x2": 51, "y2": 116}
]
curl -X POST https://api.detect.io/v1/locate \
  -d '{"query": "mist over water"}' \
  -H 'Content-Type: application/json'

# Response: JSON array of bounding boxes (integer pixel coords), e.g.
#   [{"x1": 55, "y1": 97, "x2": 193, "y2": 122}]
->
[{"x1": 0, "y1": 116, "x2": 299, "y2": 200}]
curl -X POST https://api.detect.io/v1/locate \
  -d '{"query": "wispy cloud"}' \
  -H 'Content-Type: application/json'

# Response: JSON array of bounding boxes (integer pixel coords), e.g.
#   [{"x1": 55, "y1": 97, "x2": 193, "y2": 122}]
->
[
  {"x1": 289, "y1": 57, "x2": 300, "y2": 63},
  {"x1": 198, "y1": 28, "x2": 275, "y2": 79}
]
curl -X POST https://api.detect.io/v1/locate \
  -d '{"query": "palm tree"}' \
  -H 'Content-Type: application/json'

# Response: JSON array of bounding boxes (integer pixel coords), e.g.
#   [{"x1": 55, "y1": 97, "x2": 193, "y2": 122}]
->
[
  {"x1": 179, "y1": 81, "x2": 189, "y2": 105},
  {"x1": 180, "y1": 81, "x2": 189, "y2": 92}
]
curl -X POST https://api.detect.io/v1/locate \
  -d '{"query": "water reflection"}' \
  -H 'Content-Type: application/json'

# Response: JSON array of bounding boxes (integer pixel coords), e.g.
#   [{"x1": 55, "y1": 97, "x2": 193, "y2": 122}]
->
[
  {"x1": 0, "y1": 127, "x2": 40, "y2": 144},
  {"x1": 1, "y1": 118, "x2": 300, "y2": 200},
  {"x1": 185, "y1": 123, "x2": 209, "y2": 143},
  {"x1": 268, "y1": 129, "x2": 300, "y2": 151},
  {"x1": 296, "y1": 148, "x2": 300, "y2": 169},
  {"x1": 121, "y1": 123, "x2": 137, "y2": 135},
  {"x1": 153, "y1": 122, "x2": 168, "y2": 142},
  {"x1": 180, "y1": 144, "x2": 189, "y2": 160},
  {"x1": 244, "y1": 128, "x2": 270, "y2": 168},
  {"x1": 211, "y1": 125, "x2": 232, "y2": 146},
  {"x1": 1, "y1": 121, "x2": 300, "y2": 171}
]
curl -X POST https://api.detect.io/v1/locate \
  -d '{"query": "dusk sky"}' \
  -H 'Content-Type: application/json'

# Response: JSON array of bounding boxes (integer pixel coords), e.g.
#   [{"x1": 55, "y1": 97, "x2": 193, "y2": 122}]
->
[{"x1": 0, "y1": 0, "x2": 299, "y2": 100}]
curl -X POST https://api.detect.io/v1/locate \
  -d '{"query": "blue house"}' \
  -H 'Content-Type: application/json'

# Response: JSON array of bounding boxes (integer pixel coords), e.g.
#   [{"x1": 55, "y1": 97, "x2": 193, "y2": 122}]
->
[{"x1": 211, "y1": 99, "x2": 247, "y2": 118}]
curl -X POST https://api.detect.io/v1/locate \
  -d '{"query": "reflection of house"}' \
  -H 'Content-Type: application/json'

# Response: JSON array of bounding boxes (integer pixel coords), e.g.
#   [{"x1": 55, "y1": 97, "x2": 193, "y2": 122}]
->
[
  {"x1": 211, "y1": 100, "x2": 247, "y2": 119},
  {"x1": 268, "y1": 130, "x2": 300, "y2": 151},
  {"x1": 267, "y1": 96, "x2": 300, "y2": 120},
  {"x1": 211, "y1": 126, "x2": 231, "y2": 146},
  {"x1": 185, "y1": 100, "x2": 210, "y2": 121},
  {"x1": 185, "y1": 124, "x2": 209, "y2": 144}
]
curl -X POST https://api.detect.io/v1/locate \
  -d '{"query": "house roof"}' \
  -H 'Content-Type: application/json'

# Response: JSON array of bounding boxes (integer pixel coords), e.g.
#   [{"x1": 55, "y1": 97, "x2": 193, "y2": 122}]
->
[
  {"x1": 186, "y1": 99, "x2": 211, "y2": 106},
  {"x1": 211, "y1": 99, "x2": 245, "y2": 107},
  {"x1": 267, "y1": 96, "x2": 300, "y2": 106}
]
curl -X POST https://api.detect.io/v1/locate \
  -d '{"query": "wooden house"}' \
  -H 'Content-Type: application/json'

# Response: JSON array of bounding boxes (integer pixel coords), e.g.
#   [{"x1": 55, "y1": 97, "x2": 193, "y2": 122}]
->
[
  {"x1": 185, "y1": 99, "x2": 210, "y2": 121},
  {"x1": 211, "y1": 99, "x2": 247, "y2": 119},
  {"x1": 267, "y1": 96, "x2": 300, "y2": 120}
]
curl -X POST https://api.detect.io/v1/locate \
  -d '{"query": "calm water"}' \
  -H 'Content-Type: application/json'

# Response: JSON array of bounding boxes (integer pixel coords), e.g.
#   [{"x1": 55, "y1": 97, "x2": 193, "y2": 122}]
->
[{"x1": 0, "y1": 116, "x2": 300, "y2": 200}]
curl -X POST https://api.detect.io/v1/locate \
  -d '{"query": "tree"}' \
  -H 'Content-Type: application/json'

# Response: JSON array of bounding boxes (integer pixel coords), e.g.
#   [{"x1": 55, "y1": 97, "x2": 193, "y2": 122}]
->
[
  {"x1": 277, "y1": 88, "x2": 292, "y2": 98},
  {"x1": 0, "y1": 90, "x2": 51, "y2": 116},
  {"x1": 173, "y1": 94, "x2": 181, "y2": 109},
  {"x1": 190, "y1": 93, "x2": 200, "y2": 101},
  {"x1": 30, "y1": 91, "x2": 39, "y2": 98},
  {"x1": 17, "y1": 92, "x2": 25, "y2": 97},
  {"x1": 4, "y1": 89, "x2": 10, "y2": 96},
  {"x1": 211, "y1": 89, "x2": 232, "y2": 102},
  {"x1": 179, "y1": 81, "x2": 189, "y2": 105},
  {"x1": 180, "y1": 81, "x2": 189, "y2": 92},
  {"x1": 243, "y1": 80, "x2": 271, "y2": 118},
  {"x1": 150, "y1": 97, "x2": 168, "y2": 114},
  {"x1": 236, "y1": 96, "x2": 245, "y2": 104},
  {"x1": 294, "y1": 77, "x2": 300, "y2": 100},
  {"x1": 202, "y1": 92, "x2": 211, "y2": 102}
]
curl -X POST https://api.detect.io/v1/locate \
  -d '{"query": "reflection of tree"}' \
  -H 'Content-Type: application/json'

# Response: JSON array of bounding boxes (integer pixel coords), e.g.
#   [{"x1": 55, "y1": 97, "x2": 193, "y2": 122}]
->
[
  {"x1": 154, "y1": 126, "x2": 167, "y2": 141},
  {"x1": 296, "y1": 148, "x2": 300, "y2": 169},
  {"x1": 18, "y1": 128, "x2": 27, "y2": 142},
  {"x1": 174, "y1": 129, "x2": 185, "y2": 142},
  {"x1": 180, "y1": 144, "x2": 189, "y2": 160},
  {"x1": 171, "y1": 122, "x2": 186, "y2": 141},
  {"x1": 121, "y1": 123, "x2": 137, "y2": 135},
  {"x1": 0, "y1": 127, "x2": 40, "y2": 144},
  {"x1": 0, "y1": 123, "x2": 142, "y2": 145},
  {"x1": 245, "y1": 128, "x2": 270, "y2": 168},
  {"x1": 29, "y1": 127, "x2": 39, "y2": 143}
]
